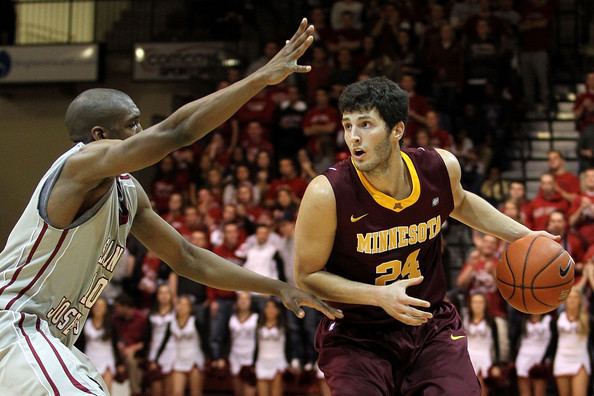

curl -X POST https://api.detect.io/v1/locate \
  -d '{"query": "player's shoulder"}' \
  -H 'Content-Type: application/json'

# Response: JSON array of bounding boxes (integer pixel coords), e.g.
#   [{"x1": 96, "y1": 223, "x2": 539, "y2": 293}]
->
[{"x1": 304, "y1": 174, "x2": 335, "y2": 202}]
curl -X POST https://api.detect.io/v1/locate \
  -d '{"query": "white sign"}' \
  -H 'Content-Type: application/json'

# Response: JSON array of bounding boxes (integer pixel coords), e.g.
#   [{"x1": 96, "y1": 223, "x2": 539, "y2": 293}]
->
[
  {"x1": 0, "y1": 44, "x2": 99, "y2": 83},
  {"x1": 133, "y1": 42, "x2": 232, "y2": 81}
]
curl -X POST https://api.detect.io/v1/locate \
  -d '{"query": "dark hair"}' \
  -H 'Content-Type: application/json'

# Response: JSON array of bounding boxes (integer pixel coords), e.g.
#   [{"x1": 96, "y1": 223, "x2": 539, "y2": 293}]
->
[
  {"x1": 338, "y1": 77, "x2": 408, "y2": 132},
  {"x1": 258, "y1": 297, "x2": 285, "y2": 329},
  {"x1": 114, "y1": 293, "x2": 135, "y2": 308}
]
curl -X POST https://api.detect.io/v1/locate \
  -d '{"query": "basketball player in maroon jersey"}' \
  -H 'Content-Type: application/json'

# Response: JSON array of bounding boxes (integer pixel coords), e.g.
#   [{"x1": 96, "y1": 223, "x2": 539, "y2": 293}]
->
[{"x1": 294, "y1": 77, "x2": 557, "y2": 395}]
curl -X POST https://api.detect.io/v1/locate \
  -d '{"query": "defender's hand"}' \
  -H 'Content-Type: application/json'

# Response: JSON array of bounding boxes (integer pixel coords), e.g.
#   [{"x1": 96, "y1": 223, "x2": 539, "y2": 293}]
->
[
  {"x1": 258, "y1": 18, "x2": 314, "y2": 86},
  {"x1": 377, "y1": 277, "x2": 432, "y2": 326},
  {"x1": 526, "y1": 230, "x2": 561, "y2": 242},
  {"x1": 279, "y1": 284, "x2": 343, "y2": 320}
]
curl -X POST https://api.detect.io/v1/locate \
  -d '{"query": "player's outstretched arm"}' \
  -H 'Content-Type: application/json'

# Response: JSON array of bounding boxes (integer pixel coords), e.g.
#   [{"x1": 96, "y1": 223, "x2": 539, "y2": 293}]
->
[
  {"x1": 71, "y1": 19, "x2": 315, "y2": 182},
  {"x1": 130, "y1": 180, "x2": 341, "y2": 320},
  {"x1": 294, "y1": 175, "x2": 432, "y2": 326},
  {"x1": 437, "y1": 149, "x2": 559, "y2": 243}
]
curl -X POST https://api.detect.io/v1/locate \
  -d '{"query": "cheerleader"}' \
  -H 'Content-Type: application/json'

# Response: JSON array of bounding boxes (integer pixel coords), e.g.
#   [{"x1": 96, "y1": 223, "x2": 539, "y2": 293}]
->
[
  {"x1": 554, "y1": 288, "x2": 590, "y2": 396},
  {"x1": 465, "y1": 292, "x2": 500, "y2": 396},
  {"x1": 83, "y1": 297, "x2": 118, "y2": 392},
  {"x1": 171, "y1": 295, "x2": 205, "y2": 396},
  {"x1": 147, "y1": 283, "x2": 176, "y2": 396},
  {"x1": 229, "y1": 292, "x2": 258, "y2": 396},
  {"x1": 256, "y1": 298, "x2": 287, "y2": 396},
  {"x1": 515, "y1": 314, "x2": 552, "y2": 396}
]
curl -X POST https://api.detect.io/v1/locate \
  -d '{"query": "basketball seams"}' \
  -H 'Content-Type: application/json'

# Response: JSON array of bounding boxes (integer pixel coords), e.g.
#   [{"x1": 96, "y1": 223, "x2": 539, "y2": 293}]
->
[
  {"x1": 504, "y1": 249, "x2": 515, "y2": 300},
  {"x1": 496, "y1": 277, "x2": 573, "y2": 289},
  {"x1": 530, "y1": 248, "x2": 569, "y2": 310}
]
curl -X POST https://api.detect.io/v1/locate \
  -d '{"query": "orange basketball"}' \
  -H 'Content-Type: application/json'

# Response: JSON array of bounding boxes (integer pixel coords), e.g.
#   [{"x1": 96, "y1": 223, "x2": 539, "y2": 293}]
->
[{"x1": 496, "y1": 235, "x2": 574, "y2": 314}]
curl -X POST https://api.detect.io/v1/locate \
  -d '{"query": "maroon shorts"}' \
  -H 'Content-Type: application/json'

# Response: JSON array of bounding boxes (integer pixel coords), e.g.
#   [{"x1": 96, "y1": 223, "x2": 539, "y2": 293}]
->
[{"x1": 315, "y1": 301, "x2": 480, "y2": 396}]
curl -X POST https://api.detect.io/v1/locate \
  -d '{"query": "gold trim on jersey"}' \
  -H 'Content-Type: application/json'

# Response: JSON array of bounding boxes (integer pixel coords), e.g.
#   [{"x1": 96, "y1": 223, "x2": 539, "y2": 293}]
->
[{"x1": 352, "y1": 151, "x2": 420, "y2": 212}]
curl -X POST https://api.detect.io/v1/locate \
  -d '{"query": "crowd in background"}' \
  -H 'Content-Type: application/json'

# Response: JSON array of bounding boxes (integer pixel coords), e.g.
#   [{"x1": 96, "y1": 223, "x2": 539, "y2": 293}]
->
[{"x1": 71, "y1": 1, "x2": 594, "y2": 395}]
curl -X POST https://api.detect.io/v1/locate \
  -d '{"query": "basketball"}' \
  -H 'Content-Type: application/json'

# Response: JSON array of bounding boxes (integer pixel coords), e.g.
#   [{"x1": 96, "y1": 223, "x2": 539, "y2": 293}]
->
[{"x1": 496, "y1": 235, "x2": 575, "y2": 314}]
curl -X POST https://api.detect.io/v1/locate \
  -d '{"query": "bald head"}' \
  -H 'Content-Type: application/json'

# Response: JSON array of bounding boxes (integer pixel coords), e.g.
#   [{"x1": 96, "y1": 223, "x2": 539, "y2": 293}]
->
[{"x1": 65, "y1": 88, "x2": 140, "y2": 143}]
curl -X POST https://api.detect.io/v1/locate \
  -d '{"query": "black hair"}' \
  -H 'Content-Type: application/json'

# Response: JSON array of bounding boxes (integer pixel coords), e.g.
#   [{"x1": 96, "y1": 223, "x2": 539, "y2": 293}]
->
[
  {"x1": 114, "y1": 293, "x2": 135, "y2": 308},
  {"x1": 338, "y1": 77, "x2": 408, "y2": 132}
]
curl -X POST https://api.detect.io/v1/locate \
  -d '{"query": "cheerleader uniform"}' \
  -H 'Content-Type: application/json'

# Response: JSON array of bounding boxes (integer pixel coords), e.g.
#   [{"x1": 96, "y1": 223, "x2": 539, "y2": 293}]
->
[
  {"x1": 171, "y1": 316, "x2": 205, "y2": 372},
  {"x1": 229, "y1": 313, "x2": 258, "y2": 375},
  {"x1": 83, "y1": 321, "x2": 116, "y2": 375},
  {"x1": 554, "y1": 312, "x2": 591, "y2": 376},
  {"x1": 467, "y1": 319, "x2": 495, "y2": 377},
  {"x1": 515, "y1": 315, "x2": 552, "y2": 378},
  {"x1": 148, "y1": 311, "x2": 176, "y2": 374},
  {"x1": 256, "y1": 325, "x2": 287, "y2": 380}
]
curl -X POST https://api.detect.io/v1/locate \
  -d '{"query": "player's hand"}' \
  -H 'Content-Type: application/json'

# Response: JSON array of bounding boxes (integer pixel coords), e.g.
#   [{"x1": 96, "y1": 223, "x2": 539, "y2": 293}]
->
[
  {"x1": 257, "y1": 18, "x2": 314, "y2": 86},
  {"x1": 377, "y1": 277, "x2": 433, "y2": 326},
  {"x1": 279, "y1": 284, "x2": 343, "y2": 320},
  {"x1": 527, "y1": 230, "x2": 561, "y2": 242}
]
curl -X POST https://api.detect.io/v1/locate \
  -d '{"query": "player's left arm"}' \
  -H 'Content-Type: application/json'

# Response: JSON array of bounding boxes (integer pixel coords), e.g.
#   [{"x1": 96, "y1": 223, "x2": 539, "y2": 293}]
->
[
  {"x1": 436, "y1": 149, "x2": 559, "y2": 243},
  {"x1": 129, "y1": 179, "x2": 342, "y2": 320}
]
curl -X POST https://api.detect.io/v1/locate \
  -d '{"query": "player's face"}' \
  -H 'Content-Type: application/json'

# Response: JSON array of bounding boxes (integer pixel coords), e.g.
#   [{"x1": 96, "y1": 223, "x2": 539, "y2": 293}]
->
[
  {"x1": 111, "y1": 99, "x2": 142, "y2": 140},
  {"x1": 343, "y1": 108, "x2": 397, "y2": 173}
]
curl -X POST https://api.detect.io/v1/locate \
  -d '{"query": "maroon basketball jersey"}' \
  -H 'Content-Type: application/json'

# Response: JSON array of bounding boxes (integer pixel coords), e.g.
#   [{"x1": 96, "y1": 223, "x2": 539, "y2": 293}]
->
[{"x1": 323, "y1": 147, "x2": 454, "y2": 324}]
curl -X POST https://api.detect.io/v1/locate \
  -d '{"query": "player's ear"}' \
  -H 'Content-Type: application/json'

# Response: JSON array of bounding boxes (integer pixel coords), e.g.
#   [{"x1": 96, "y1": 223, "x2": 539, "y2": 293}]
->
[
  {"x1": 91, "y1": 126, "x2": 106, "y2": 141},
  {"x1": 392, "y1": 122, "x2": 405, "y2": 141}
]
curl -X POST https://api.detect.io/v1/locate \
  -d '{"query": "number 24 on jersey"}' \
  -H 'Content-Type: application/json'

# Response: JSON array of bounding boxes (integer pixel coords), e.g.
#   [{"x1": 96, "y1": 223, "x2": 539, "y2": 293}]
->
[{"x1": 375, "y1": 248, "x2": 421, "y2": 286}]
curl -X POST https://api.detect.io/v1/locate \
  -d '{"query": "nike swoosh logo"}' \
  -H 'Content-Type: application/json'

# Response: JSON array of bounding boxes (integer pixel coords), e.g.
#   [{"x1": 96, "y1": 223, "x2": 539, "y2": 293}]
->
[
  {"x1": 450, "y1": 334, "x2": 466, "y2": 341},
  {"x1": 350, "y1": 213, "x2": 368, "y2": 223},
  {"x1": 560, "y1": 258, "x2": 574, "y2": 277}
]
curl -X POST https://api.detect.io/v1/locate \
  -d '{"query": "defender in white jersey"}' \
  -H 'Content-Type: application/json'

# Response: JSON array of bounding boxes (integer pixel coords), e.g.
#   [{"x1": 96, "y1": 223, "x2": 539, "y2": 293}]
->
[{"x1": 0, "y1": 19, "x2": 341, "y2": 396}]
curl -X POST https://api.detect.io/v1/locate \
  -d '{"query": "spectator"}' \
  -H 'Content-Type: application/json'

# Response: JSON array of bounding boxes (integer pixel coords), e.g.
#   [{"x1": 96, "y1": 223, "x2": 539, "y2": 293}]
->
[
  {"x1": 480, "y1": 167, "x2": 509, "y2": 207},
  {"x1": 525, "y1": 173, "x2": 570, "y2": 230},
  {"x1": 183, "y1": 206, "x2": 203, "y2": 233},
  {"x1": 370, "y1": 3, "x2": 404, "y2": 58},
  {"x1": 266, "y1": 157, "x2": 308, "y2": 205},
  {"x1": 242, "y1": 121, "x2": 274, "y2": 164},
  {"x1": 310, "y1": 7, "x2": 334, "y2": 43},
  {"x1": 246, "y1": 41, "x2": 280, "y2": 76},
  {"x1": 82, "y1": 297, "x2": 120, "y2": 393},
  {"x1": 507, "y1": 180, "x2": 531, "y2": 223},
  {"x1": 553, "y1": 288, "x2": 590, "y2": 396},
  {"x1": 425, "y1": 111, "x2": 453, "y2": 148},
  {"x1": 449, "y1": 129, "x2": 475, "y2": 162},
  {"x1": 147, "y1": 284, "x2": 176, "y2": 396},
  {"x1": 306, "y1": 46, "x2": 332, "y2": 103},
  {"x1": 514, "y1": 314, "x2": 552, "y2": 396},
  {"x1": 569, "y1": 168, "x2": 594, "y2": 245},
  {"x1": 465, "y1": 292, "x2": 500, "y2": 395},
  {"x1": 457, "y1": 235, "x2": 507, "y2": 320},
  {"x1": 425, "y1": 24, "x2": 464, "y2": 112},
  {"x1": 223, "y1": 164, "x2": 256, "y2": 205},
  {"x1": 236, "y1": 183, "x2": 266, "y2": 227},
  {"x1": 450, "y1": 0, "x2": 481, "y2": 30},
  {"x1": 274, "y1": 84, "x2": 308, "y2": 158},
  {"x1": 400, "y1": 74, "x2": 430, "y2": 140},
  {"x1": 575, "y1": 73, "x2": 594, "y2": 171},
  {"x1": 272, "y1": 187, "x2": 298, "y2": 222},
  {"x1": 518, "y1": 0, "x2": 553, "y2": 112},
  {"x1": 236, "y1": 91, "x2": 276, "y2": 129},
  {"x1": 329, "y1": 12, "x2": 363, "y2": 53},
  {"x1": 422, "y1": 3, "x2": 448, "y2": 50},
  {"x1": 163, "y1": 193, "x2": 189, "y2": 235},
  {"x1": 228, "y1": 292, "x2": 258, "y2": 396},
  {"x1": 209, "y1": 223, "x2": 243, "y2": 368},
  {"x1": 170, "y1": 295, "x2": 205, "y2": 396},
  {"x1": 239, "y1": 224, "x2": 286, "y2": 312},
  {"x1": 113, "y1": 294, "x2": 147, "y2": 396},
  {"x1": 546, "y1": 210, "x2": 585, "y2": 265},
  {"x1": 493, "y1": 0, "x2": 521, "y2": 27},
  {"x1": 152, "y1": 155, "x2": 179, "y2": 214},
  {"x1": 395, "y1": 29, "x2": 421, "y2": 77},
  {"x1": 330, "y1": 0, "x2": 363, "y2": 30},
  {"x1": 329, "y1": 49, "x2": 359, "y2": 90},
  {"x1": 303, "y1": 88, "x2": 340, "y2": 168},
  {"x1": 414, "y1": 128, "x2": 432, "y2": 149},
  {"x1": 501, "y1": 199, "x2": 523, "y2": 224},
  {"x1": 256, "y1": 298, "x2": 287, "y2": 396},
  {"x1": 548, "y1": 150, "x2": 581, "y2": 203},
  {"x1": 464, "y1": 18, "x2": 500, "y2": 97}
]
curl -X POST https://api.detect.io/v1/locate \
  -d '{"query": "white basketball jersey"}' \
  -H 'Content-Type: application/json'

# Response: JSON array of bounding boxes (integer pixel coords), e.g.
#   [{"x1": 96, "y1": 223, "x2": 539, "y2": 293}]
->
[{"x1": 0, "y1": 143, "x2": 137, "y2": 348}]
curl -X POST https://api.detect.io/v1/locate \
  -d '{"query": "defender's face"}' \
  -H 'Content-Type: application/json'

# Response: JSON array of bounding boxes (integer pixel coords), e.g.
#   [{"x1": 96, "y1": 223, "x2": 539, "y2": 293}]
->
[
  {"x1": 111, "y1": 99, "x2": 142, "y2": 140},
  {"x1": 343, "y1": 108, "x2": 395, "y2": 173}
]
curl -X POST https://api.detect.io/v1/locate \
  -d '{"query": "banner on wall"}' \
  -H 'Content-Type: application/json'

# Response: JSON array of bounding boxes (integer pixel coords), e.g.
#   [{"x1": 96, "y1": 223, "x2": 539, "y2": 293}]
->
[
  {"x1": 0, "y1": 44, "x2": 99, "y2": 83},
  {"x1": 133, "y1": 42, "x2": 234, "y2": 81}
]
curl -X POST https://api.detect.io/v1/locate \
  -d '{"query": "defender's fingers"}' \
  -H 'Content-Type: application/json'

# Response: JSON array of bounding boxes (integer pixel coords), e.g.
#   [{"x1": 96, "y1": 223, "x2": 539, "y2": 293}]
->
[
  {"x1": 402, "y1": 296, "x2": 431, "y2": 308},
  {"x1": 294, "y1": 65, "x2": 312, "y2": 73},
  {"x1": 406, "y1": 307, "x2": 432, "y2": 320},
  {"x1": 291, "y1": 35, "x2": 315, "y2": 60},
  {"x1": 288, "y1": 18, "x2": 308, "y2": 44},
  {"x1": 290, "y1": 25, "x2": 315, "y2": 51},
  {"x1": 284, "y1": 299, "x2": 306, "y2": 319}
]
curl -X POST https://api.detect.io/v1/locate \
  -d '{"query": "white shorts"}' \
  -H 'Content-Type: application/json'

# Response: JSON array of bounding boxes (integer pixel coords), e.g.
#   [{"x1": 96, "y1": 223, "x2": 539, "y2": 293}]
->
[
  {"x1": 0, "y1": 310, "x2": 107, "y2": 395},
  {"x1": 256, "y1": 359, "x2": 287, "y2": 380}
]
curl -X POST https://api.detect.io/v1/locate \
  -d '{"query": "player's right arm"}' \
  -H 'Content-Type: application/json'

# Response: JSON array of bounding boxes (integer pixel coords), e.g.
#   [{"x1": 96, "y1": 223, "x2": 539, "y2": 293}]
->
[
  {"x1": 68, "y1": 19, "x2": 315, "y2": 181},
  {"x1": 294, "y1": 175, "x2": 433, "y2": 326}
]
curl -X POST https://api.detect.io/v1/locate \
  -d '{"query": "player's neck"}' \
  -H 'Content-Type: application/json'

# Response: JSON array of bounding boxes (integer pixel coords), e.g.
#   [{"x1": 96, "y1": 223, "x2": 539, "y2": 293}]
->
[{"x1": 364, "y1": 150, "x2": 412, "y2": 200}]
